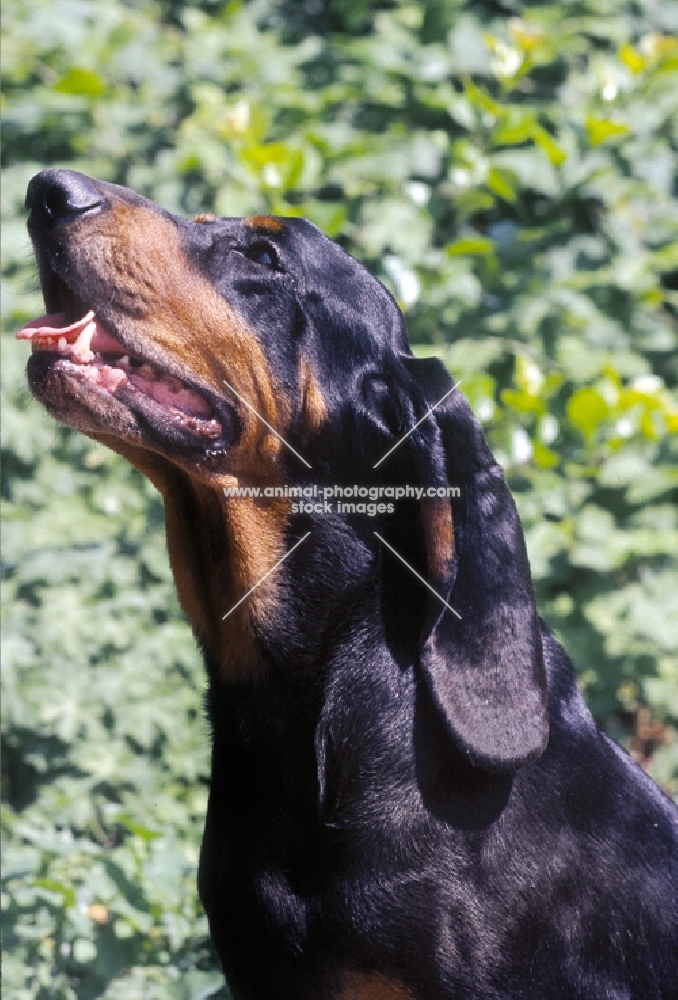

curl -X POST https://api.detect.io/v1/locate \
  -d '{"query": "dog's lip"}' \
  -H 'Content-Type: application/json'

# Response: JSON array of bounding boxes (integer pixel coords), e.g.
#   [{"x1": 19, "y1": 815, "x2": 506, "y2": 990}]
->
[{"x1": 17, "y1": 309, "x2": 228, "y2": 441}]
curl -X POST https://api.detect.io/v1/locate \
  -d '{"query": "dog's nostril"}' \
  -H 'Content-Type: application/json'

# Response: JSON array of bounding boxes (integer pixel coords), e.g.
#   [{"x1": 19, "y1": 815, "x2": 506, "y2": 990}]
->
[
  {"x1": 42, "y1": 183, "x2": 71, "y2": 222},
  {"x1": 27, "y1": 169, "x2": 105, "y2": 226}
]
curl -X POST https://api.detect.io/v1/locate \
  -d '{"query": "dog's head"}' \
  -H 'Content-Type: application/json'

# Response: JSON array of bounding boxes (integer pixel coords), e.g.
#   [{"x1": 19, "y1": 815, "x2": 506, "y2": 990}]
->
[
  {"x1": 19, "y1": 169, "x2": 548, "y2": 771},
  {"x1": 20, "y1": 169, "x2": 409, "y2": 484}
]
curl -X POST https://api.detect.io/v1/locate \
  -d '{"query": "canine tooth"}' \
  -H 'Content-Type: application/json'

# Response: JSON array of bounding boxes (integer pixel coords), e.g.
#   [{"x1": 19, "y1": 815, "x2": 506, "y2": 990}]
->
[
  {"x1": 120, "y1": 355, "x2": 130, "y2": 366},
  {"x1": 73, "y1": 319, "x2": 96, "y2": 362},
  {"x1": 58, "y1": 337, "x2": 67, "y2": 351}
]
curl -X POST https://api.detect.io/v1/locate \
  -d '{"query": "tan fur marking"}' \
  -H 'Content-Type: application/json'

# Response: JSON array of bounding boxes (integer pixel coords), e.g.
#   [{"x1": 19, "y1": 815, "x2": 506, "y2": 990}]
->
[
  {"x1": 164, "y1": 478, "x2": 218, "y2": 651},
  {"x1": 92, "y1": 443, "x2": 285, "y2": 680},
  {"x1": 421, "y1": 498, "x2": 455, "y2": 584},
  {"x1": 68, "y1": 203, "x2": 295, "y2": 680},
  {"x1": 75, "y1": 202, "x2": 288, "y2": 476},
  {"x1": 153, "y1": 475, "x2": 290, "y2": 681},
  {"x1": 299, "y1": 356, "x2": 328, "y2": 438},
  {"x1": 245, "y1": 214, "x2": 284, "y2": 233},
  {"x1": 336, "y1": 972, "x2": 415, "y2": 1000},
  {"x1": 192, "y1": 213, "x2": 217, "y2": 223},
  {"x1": 215, "y1": 490, "x2": 289, "y2": 679}
]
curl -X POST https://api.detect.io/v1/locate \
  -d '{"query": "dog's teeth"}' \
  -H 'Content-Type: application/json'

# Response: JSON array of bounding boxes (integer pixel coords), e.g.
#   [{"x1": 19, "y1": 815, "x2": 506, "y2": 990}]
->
[
  {"x1": 72, "y1": 318, "x2": 96, "y2": 362},
  {"x1": 120, "y1": 355, "x2": 130, "y2": 366},
  {"x1": 58, "y1": 337, "x2": 67, "y2": 351}
]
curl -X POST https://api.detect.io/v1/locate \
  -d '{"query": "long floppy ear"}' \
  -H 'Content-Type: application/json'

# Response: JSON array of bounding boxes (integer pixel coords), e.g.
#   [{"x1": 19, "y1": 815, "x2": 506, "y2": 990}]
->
[{"x1": 400, "y1": 355, "x2": 548, "y2": 772}]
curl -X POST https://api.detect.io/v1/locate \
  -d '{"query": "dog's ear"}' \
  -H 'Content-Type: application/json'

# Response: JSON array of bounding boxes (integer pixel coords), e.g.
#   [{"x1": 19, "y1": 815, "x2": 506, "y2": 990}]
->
[{"x1": 398, "y1": 355, "x2": 548, "y2": 773}]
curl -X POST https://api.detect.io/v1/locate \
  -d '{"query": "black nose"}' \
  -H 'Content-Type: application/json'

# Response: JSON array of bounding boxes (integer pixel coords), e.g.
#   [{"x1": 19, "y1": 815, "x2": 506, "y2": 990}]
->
[{"x1": 26, "y1": 169, "x2": 104, "y2": 227}]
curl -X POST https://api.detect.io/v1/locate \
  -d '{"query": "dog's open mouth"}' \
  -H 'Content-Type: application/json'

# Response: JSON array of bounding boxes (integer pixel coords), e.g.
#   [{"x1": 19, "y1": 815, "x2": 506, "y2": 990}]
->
[{"x1": 18, "y1": 305, "x2": 227, "y2": 445}]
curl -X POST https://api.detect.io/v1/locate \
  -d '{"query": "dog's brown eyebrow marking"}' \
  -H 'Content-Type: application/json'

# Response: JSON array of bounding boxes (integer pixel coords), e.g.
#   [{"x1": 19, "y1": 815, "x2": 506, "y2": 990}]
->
[
  {"x1": 299, "y1": 356, "x2": 328, "y2": 439},
  {"x1": 245, "y1": 214, "x2": 284, "y2": 233},
  {"x1": 192, "y1": 213, "x2": 217, "y2": 223}
]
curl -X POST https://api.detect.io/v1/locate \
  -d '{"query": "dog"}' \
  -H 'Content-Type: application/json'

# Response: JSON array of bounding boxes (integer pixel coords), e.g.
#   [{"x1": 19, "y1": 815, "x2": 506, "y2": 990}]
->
[{"x1": 18, "y1": 169, "x2": 678, "y2": 999}]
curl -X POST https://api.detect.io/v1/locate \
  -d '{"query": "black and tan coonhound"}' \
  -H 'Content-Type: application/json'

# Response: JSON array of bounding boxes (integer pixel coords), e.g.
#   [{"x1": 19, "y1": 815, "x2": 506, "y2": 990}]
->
[{"x1": 19, "y1": 169, "x2": 678, "y2": 999}]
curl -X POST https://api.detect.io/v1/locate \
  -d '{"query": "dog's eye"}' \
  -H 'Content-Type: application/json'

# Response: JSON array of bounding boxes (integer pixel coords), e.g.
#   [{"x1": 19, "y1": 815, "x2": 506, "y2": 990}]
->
[{"x1": 245, "y1": 242, "x2": 278, "y2": 268}]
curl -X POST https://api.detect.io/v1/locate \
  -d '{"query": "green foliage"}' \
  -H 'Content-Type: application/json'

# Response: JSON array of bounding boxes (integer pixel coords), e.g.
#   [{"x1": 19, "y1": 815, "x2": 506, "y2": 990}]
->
[{"x1": 2, "y1": 0, "x2": 677, "y2": 995}]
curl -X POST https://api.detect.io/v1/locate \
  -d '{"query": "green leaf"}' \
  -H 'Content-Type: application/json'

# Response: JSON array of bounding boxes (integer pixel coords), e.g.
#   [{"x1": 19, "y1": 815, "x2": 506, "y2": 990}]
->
[
  {"x1": 33, "y1": 878, "x2": 76, "y2": 908},
  {"x1": 445, "y1": 236, "x2": 495, "y2": 257},
  {"x1": 618, "y1": 43, "x2": 646, "y2": 75},
  {"x1": 464, "y1": 80, "x2": 502, "y2": 118},
  {"x1": 533, "y1": 441, "x2": 559, "y2": 468},
  {"x1": 73, "y1": 938, "x2": 98, "y2": 963},
  {"x1": 54, "y1": 67, "x2": 107, "y2": 98},
  {"x1": 486, "y1": 166, "x2": 517, "y2": 202},
  {"x1": 531, "y1": 125, "x2": 566, "y2": 166},
  {"x1": 586, "y1": 117, "x2": 630, "y2": 146},
  {"x1": 566, "y1": 387, "x2": 610, "y2": 440}
]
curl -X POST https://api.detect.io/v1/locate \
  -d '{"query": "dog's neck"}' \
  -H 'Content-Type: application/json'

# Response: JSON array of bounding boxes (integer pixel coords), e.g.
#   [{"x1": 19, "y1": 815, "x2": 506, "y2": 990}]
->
[
  {"x1": 156, "y1": 459, "x2": 409, "y2": 669},
  {"x1": 159, "y1": 474, "x2": 294, "y2": 683},
  {"x1": 156, "y1": 467, "x2": 426, "y2": 791}
]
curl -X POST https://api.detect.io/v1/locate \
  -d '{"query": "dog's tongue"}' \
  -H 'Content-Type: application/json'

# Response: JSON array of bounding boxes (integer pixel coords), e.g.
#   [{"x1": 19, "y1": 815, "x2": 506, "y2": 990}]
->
[
  {"x1": 17, "y1": 308, "x2": 218, "y2": 425},
  {"x1": 16, "y1": 310, "x2": 126, "y2": 360}
]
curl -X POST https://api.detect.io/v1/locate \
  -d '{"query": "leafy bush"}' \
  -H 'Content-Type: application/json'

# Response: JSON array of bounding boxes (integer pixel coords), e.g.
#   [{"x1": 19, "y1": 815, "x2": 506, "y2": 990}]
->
[{"x1": 2, "y1": 0, "x2": 677, "y2": 996}]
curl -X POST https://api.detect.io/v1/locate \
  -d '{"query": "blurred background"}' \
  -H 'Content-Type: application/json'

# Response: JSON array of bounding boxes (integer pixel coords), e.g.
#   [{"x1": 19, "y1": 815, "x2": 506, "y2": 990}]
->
[{"x1": 2, "y1": 0, "x2": 677, "y2": 996}]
